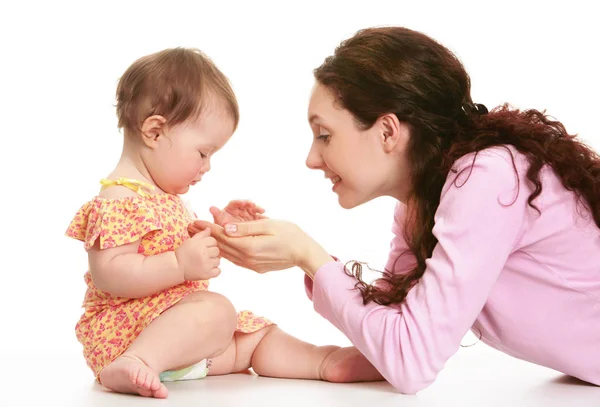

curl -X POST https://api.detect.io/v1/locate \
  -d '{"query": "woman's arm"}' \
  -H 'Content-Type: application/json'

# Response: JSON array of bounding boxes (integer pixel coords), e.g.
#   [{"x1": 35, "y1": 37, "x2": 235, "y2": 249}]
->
[
  {"x1": 192, "y1": 149, "x2": 528, "y2": 394},
  {"x1": 192, "y1": 218, "x2": 333, "y2": 274},
  {"x1": 304, "y1": 201, "x2": 415, "y2": 300},
  {"x1": 300, "y1": 150, "x2": 529, "y2": 393}
]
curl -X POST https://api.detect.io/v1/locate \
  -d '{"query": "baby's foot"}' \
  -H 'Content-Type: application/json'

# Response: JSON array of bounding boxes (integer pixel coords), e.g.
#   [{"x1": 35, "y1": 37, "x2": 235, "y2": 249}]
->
[
  {"x1": 99, "y1": 354, "x2": 168, "y2": 398},
  {"x1": 320, "y1": 346, "x2": 384, "y2": 383}
]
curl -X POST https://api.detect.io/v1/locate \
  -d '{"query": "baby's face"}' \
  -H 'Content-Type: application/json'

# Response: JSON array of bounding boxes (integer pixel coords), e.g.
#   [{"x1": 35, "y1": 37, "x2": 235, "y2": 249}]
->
[{"x1": 150, "y1": 104, "x2": 235, "y2": 195}]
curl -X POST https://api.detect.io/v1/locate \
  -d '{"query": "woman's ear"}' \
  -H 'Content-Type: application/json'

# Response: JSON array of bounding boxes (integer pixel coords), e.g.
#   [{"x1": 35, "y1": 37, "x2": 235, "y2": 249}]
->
[
  {"x1": 141, "y1": 115, "x2": 167, "y2": 148},
  {"x1": 379, "y1": 113, "x2": 408, "y2": 153}
]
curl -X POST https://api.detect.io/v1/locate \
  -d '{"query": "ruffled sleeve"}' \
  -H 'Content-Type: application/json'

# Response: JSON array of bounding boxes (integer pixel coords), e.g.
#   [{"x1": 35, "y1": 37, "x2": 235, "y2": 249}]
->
[{"x1": 65, "y1": 197, "x2": 162, "y2": 250}]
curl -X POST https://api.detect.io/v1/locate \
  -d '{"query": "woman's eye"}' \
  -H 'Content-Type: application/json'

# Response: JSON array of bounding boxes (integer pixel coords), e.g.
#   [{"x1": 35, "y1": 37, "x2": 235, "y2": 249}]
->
[{"x1": 317, "y1": 134, "x2": 330, "y2": 141}]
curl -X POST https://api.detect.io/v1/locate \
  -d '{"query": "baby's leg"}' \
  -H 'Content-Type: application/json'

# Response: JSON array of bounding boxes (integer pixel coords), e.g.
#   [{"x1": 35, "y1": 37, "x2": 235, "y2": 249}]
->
[
  {"x1": 99, "y1": 291, "x2": 237, "y2": 398},
  {"x1": 208, "y1": 326, "x2": 383, "y2": 382},
  {"x1": 207, "y1": 326, "x2": 334, "y2": 378}
]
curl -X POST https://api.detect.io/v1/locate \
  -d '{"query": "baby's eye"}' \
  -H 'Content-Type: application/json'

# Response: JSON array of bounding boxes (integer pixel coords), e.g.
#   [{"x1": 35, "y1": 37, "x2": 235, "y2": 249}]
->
[{"x1": 199, "y1": 152, "x2": 208, "y2": 158}]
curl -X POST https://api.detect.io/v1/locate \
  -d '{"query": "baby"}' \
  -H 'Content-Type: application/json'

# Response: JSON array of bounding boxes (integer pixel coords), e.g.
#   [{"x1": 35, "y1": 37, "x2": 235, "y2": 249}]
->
[{"x1": 66, "y1": 47, "x2": 379, "y2": 398}]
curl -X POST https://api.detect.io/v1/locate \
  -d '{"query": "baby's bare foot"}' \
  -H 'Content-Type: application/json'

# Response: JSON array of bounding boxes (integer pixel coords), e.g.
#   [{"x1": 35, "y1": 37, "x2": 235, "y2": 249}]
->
[
  {"x1": 99, "y1": 354, "x2": 168, "y2": 398},
  {"x1": 320, "y1": 346, "x2": 385, "y2": 383}
]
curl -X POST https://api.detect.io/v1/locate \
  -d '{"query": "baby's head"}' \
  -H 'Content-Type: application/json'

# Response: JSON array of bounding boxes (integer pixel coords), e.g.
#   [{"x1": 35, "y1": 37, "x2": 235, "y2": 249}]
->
[{"x1": 116, "y1": 47, "x2": 239, "y2": 195}]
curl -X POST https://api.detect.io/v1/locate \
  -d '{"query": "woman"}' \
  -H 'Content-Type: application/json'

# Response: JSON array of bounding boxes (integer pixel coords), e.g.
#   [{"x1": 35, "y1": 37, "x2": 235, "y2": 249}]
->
[{"x1": 191, "y1": 26, "x2": 600, "y2": 394}]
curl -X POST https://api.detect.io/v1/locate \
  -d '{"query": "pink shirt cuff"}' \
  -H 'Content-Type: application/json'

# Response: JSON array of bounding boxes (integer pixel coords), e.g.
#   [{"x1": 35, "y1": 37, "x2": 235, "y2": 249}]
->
[{"x1": 303, "y1": 255, "x2": 341, "y2": 302}]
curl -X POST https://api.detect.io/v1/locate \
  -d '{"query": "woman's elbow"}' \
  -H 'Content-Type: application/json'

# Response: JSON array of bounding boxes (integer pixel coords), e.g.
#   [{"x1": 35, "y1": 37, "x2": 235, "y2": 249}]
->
[
  {"x1": 388, "y1": 371, "x2": 436, "y2": 394},
  {"x1": 392, "y1": 382, "x2": 427, "y2": 395}
]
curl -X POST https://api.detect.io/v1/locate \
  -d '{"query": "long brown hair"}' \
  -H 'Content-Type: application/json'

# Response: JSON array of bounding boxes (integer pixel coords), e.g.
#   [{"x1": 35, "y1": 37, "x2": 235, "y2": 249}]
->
[{"x1": 314, "y1": 27, "x2": 600, "y2": 306}]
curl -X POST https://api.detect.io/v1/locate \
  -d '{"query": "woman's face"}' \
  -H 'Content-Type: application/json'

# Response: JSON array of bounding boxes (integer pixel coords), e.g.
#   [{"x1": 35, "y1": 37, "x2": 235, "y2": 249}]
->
[{"x1": 306, "y1": 82, "x2": 411, "y2": 208}]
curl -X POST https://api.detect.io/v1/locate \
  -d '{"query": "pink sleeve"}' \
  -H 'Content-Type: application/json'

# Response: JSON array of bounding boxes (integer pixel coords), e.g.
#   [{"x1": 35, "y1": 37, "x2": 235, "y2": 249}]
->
[
  {"x1": 306, "y1": 149, "x2": 529, "y2": 394},
  {"x1": 304, "y1": 274, "x2": 314, "y2": 300}
]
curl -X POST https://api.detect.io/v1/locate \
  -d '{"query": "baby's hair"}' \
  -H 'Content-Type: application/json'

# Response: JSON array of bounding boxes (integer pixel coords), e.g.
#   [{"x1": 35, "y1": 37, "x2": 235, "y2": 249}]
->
[{"x1": 116, "y1": 47, "x2": 239, "y2": 136}]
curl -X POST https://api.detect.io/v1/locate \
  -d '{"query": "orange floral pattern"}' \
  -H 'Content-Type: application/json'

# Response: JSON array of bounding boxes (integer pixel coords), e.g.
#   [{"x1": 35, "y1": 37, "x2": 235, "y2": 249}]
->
[{"x1": 66, "y1": 193, "x2": 272, "y2": 378}]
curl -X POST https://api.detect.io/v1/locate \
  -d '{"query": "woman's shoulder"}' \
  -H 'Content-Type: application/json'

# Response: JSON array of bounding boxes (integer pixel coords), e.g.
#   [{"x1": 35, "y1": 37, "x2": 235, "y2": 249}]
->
[
  {"x1": 451, "y1": 145, "x2": 528, "y2": 173},
  {"x1": 439, "y1": 145, "x2": 536, "y2": 208},
  {"x1": 446, "y1": 145, "x2": 533, "y2": 190}
]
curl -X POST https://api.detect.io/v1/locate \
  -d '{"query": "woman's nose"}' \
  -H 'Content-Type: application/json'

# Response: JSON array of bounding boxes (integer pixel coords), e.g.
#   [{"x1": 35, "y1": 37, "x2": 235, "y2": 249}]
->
[{"x1": 305, "y1": 144, "x2": 323, "y2": 170}]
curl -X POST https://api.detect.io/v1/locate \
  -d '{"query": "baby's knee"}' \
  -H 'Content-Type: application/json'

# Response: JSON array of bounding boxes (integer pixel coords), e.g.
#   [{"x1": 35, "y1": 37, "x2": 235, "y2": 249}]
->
[
  {"x1": 204, "y1": 292, "x2": 237, "y2": 328},
  {"x1": 183, "y1": 291, "x2": 237, "y2": 337}
]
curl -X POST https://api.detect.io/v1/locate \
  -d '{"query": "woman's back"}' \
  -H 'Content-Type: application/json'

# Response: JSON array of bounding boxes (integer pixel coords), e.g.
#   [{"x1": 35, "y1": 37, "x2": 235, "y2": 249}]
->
[{"x1": 471, "y1": 146, "x2": 600, "y2": 385}]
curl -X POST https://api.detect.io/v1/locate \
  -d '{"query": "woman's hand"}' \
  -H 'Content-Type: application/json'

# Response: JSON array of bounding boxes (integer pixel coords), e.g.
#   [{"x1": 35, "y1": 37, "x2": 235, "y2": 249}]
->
[
  {"x1": 188, "y1": 218, "x2": 334, "y2": 278},
  {"x1": 209, "y1": 200, "x2": 267, "y2": 226},
  {"x1": 188, "y1": 199, "x2": 266, "y2": 240}
]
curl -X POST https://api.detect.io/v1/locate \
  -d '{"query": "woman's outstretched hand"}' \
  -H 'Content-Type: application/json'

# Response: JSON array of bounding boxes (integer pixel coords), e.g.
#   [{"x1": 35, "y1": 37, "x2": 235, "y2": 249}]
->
[
  {"x1": 208, "y1": 199, "x2": 267, "y2": 225},
  {"x1": 188, "y1": 218, "x2": 334, "y2": 278}
]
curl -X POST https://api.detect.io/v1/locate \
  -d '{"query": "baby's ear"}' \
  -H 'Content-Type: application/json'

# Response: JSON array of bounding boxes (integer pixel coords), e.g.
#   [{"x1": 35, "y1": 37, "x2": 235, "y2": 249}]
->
[{"x1": 141, "y1": 115, "x2": 167, "y2": 148}]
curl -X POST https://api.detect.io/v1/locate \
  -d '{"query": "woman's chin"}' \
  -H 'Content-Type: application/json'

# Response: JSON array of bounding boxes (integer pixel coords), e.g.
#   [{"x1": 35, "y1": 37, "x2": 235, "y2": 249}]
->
[
  {"x1": 337, "y1": 189, "x2": 378, "y2": 209},
  {"x1": 337, "y1": 192, "x2": 361, "y2": 209}
]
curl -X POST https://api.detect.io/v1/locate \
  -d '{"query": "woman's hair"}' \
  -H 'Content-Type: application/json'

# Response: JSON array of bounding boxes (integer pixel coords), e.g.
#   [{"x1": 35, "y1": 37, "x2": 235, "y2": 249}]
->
[
  {"x1": 314, "y1": 26, "x2": 600, "y2": 306},
  {"x1": 116, "y1": 47, "x2": 239, "y2": 136}
]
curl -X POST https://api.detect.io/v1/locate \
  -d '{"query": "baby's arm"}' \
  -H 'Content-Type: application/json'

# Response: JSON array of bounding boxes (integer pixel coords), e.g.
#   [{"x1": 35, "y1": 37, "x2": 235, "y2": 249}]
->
[
  {"x1": 88, "y1": 241, "x2": 183, "y2": 298},
  {"x1": 86, "y1": 185, "x2": 184, "y2": 298}
]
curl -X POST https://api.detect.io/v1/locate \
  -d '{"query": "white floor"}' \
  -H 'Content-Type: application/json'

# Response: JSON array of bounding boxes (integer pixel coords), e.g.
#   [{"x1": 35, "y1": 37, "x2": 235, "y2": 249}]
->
[{"x1": 2, "y1": 345, "x2": 598, "y2": 407}]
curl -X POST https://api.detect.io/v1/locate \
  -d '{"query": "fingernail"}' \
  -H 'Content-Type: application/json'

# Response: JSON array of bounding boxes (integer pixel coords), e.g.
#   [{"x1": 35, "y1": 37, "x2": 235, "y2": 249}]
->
[{"x1": 225, "y1": 224, "x2": 237, "y2": 234}]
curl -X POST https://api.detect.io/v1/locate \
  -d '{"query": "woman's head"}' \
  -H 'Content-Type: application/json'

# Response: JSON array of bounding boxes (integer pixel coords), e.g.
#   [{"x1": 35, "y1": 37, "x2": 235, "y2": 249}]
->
[
  {"x1": 306, "y1": 82, "x2": 411, "y2": 208},
  {"x1": 307, "y1": 26, "x2": 478, "y2": 208},
  {"x1": 309, "y1": 26, "x2": 600, "y2": 307},
  {"x1": 115, "y1": 48, "x2": 238, "y2": 194}
]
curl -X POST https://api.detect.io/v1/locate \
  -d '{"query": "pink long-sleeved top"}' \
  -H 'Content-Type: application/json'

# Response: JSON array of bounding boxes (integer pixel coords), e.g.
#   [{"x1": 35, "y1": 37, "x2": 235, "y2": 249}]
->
[{"x1": 305, "y1": 146, "x2": 600, "y2": 394}]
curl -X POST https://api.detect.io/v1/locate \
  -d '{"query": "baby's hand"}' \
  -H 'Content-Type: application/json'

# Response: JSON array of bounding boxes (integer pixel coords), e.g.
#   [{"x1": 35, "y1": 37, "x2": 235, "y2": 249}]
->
[
  {"x1": 175, "y1": 228, "x2": 221, "y2": 280},
  {"x1": 210, "y1": 200, "x2": 267, "y2": 226}
]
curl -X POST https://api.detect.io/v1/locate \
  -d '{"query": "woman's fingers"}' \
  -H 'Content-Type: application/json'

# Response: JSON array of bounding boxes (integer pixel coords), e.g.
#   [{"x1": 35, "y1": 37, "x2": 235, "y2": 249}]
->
[
  {"x1": 222, "y1": 219, "x2": 274, "y2": 237},
  {"x1": 209, "y1": 206, "x2": 223, "y2": 222},
  {"x1": 188, "y1": 216, "x2": 304, "y2": 275},
  {"x1": 189, "y1": 220, "x2": 253, "y2": 258},
  {"x1": 228, "y1": 199, "x2": 247, "y2": 207},
  {"x1": 217, "y1": 246, "x2": 247, "y2": 267},
  {"x1": 191, "y1": 220, "x2": 226, "y2": 238},
  {"x1": 187, "y1": 218, "x2": 296, "y2": 274},
  {"x1": 190, "y1": 219, "x2": 274, "y2": 240},
  {"x1": 216, "y1": 241, "x2": 244, "y2": 259},
  {"x1": 188, "y1": 223, "x2": 204, "y2": 236},
  {"x1": 214, "y1": 200, "x2": 267, "y2": 223}
]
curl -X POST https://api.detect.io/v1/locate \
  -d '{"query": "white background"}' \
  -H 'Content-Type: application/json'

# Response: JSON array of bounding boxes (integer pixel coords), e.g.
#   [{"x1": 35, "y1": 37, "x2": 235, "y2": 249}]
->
[{"x1": 1, "y1": 0, "x2": 599, "y2": 404}]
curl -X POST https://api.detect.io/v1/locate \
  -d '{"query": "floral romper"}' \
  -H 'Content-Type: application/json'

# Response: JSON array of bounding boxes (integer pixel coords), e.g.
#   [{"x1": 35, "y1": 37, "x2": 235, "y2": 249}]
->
[{"x1": 66, "y1": 178, "x2": 272, "y2": 381}]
